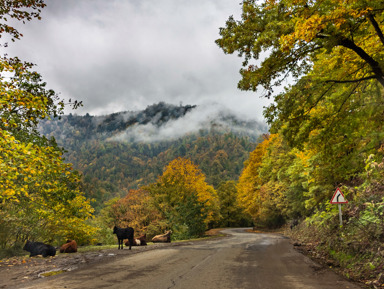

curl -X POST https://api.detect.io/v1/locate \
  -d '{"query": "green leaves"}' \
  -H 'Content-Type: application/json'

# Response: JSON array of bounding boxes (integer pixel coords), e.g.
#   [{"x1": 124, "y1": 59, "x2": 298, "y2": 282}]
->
[
  {"x1": 217, "y1": 0, "x2": 384, "y2": 97},
  {"x1": 0, "y1": 0, "x2": 93, "y2": 251},
  {"x1": 147, "y1": 158, "x2": 220, "y2": 238}
]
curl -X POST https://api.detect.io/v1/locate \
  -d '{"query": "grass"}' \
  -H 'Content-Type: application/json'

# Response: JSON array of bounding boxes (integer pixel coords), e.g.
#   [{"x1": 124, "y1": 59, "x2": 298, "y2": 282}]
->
[
  {"x1": 77, "y1": 245, "x2": 115, "y2": 253},
  {"x1": 40, "y1": 270, "x2": 67, "y2": 277}
]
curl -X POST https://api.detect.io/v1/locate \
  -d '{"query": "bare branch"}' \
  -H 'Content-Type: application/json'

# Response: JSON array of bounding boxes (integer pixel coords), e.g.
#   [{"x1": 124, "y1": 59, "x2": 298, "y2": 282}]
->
[
  {"x1": 325, "y1": 76, "x2": 377, "y2": 84},
  {"x1": 367, "y1": 13, "x2": 384, "y2": 47}
]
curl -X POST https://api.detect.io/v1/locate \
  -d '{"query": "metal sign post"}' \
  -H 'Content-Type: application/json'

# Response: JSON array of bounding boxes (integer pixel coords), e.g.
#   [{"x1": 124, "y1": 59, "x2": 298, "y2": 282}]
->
[
  {"x1": 330, "y1": 188, "x2": 348, "y2": 226},
  {"x1": 338, "y1": 204, "x2": 342, "y2": 226}
]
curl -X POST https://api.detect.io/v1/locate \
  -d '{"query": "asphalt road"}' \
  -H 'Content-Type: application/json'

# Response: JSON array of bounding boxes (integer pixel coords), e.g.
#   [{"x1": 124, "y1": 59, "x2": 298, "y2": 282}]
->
[{"x1": 15, "y1": 228, "x2": 363, "y2": 289}]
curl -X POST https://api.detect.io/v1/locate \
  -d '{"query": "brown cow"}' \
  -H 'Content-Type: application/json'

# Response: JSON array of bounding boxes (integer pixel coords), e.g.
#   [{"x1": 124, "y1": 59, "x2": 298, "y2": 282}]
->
[
  {"x1": 152, "y1": 230, "x2": 172, "y2": 243},
  {"x1": 125, "y1": 234, "x2": 147, "y2": 246},
  {"x1": 60, "y1": 240, "x2": 77, "y2": 253}
]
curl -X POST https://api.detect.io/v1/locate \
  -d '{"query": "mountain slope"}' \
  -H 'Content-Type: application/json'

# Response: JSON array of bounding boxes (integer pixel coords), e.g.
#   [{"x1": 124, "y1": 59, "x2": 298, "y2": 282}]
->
[{"x1": 39, "y1": 102, "x2": 268, "y2": 210}]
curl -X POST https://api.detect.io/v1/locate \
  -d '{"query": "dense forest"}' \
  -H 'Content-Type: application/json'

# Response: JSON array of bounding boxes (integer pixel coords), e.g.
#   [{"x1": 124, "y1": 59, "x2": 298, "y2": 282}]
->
[
  {"x1": 38, "y1": 102, "x2": 268, "y2": 211},
  {"x1": 216, "y1": 0, "x2": 384, "y2": 285}
]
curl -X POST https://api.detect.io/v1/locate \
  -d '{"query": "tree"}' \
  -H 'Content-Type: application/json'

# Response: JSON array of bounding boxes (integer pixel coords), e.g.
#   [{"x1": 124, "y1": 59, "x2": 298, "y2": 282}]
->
[
  {"x1": 216, "y1": 181, "x2": 252, "y2": 227},
  {"x1": 217, "y1": 1, "x2": 384, "y2": 201},
  {"x1": 0, "y1": 1, "x2": 46, "y2": 42},
  {"x1": 217, "y1": 0, "x2": 384, "y2": 145},
  {"x1": 216, "y1": 0, "x2": 384, "y2": 95},
  {"x1": 237, "y1": 134, "x2": 276, "y2": 223},
  {"x1": 109, "y1": 189, "x2": 163, "y2": 237},
  {"x1": 258, "y1": 134, "x2": 310, "y2": 220},
  {"x1": 0, "y1": 0, "x2": 93, "y2": 251},
  {"x1": 148, "y1": 157, "x2": 220, "y2": 238}
]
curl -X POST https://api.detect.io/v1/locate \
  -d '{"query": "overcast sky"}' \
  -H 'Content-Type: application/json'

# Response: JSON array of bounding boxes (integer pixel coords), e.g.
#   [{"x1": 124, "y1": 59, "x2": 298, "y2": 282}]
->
[{"x1": 3, "y1": 0, "x2": 275, "y2": 122}]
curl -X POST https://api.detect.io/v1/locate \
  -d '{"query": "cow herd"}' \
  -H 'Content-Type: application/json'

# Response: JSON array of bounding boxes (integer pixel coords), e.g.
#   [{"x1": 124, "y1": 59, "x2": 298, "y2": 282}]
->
[
  {"x1": 113, "y1": 226, "x2": 172, "y2": 249},
  {"x1": 23, "y1": 226, "x2": 172, "y2": 257}
]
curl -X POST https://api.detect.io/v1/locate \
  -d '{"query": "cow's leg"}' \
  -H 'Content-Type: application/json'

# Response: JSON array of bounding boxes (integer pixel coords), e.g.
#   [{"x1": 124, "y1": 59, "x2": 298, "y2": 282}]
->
[{"x1": 128, "y1": 238, "x2": 133, "y2": 250}]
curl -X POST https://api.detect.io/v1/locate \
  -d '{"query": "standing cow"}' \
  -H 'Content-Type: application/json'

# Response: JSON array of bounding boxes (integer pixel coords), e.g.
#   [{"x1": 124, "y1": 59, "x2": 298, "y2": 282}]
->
[{"x1": 113, "y1": 226, "x2": 134, "y2": 250}]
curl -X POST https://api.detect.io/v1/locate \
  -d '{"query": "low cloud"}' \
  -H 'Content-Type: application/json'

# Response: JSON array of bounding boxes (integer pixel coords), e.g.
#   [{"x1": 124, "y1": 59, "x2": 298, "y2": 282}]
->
[
  {"x1": 108, "y1": 103, "x2": 268, "y2": 143},
  {"x1": 3, "y1": 0, "x2": 274, "y2": 122}
]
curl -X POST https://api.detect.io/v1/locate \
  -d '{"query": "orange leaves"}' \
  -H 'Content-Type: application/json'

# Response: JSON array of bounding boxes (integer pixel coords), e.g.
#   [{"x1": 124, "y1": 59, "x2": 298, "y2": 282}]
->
[
  {"x1": 0, "y1": 0, "x2": 46, "y2": 42},
  {"x1": 111, "y1": 189, "x2": 159, "y2": 234}
]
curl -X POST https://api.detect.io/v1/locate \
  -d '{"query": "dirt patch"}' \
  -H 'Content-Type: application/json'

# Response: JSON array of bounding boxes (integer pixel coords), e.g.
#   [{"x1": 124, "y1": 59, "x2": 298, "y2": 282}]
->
[
  {"x1": 0, "y1": 243, "x2": 175, "y2": 289},
  {"x1": 0, "y1": 230, "x2": 225, "y2": 289},
  {"x1": 203, "y1": 228, "x2": 226, "y2": 237}
]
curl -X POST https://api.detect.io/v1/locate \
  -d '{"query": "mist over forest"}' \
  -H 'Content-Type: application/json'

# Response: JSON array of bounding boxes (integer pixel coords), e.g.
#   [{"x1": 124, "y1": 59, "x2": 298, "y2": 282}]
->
[{"x1": 38, "y1": 102, "x2": 268, "y2": 210}]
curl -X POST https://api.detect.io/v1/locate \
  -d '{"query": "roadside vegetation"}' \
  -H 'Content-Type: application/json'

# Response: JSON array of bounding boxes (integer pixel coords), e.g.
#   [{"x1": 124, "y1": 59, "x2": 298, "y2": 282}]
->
[{"x1": 216, "y1": 1, "x2": 384, "y2": 287}]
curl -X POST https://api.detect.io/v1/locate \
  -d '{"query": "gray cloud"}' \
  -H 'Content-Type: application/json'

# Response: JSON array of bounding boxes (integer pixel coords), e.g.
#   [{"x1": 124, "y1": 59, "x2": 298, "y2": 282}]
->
[
  {"x1": 108, "y1": 103, "x2": 268, "y2": 143},
  {"x1": 3, "y1": 0, "x2": 274, "y2": 121}
]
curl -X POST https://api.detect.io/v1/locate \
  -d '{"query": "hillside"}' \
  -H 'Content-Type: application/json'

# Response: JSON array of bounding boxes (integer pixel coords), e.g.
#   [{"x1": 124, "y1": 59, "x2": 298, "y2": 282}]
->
[{"x1": 39, "y1": 102, "x2": 268, "y2": 210}]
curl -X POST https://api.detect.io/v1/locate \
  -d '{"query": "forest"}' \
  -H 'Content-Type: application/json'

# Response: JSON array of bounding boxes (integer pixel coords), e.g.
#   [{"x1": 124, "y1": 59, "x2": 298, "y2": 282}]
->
[
  {"x1": 216, "y1": 0, "x2": 384, "y2": 284},
  {"x1": 37, "y1": 102, "x2": 267, "y2": 211},
  {"x1": 1, "y1": 0, "x2": 384, "y2": 286}
]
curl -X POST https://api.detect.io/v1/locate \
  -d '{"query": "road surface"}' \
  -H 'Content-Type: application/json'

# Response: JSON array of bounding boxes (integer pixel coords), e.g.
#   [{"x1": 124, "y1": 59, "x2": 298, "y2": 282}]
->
[{"x1": 13, "y1": 228, "x2": 363, "y2": 289}]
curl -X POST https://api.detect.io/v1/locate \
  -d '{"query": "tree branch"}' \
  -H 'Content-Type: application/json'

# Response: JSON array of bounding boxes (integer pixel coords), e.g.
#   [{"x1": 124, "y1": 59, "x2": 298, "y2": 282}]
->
[
  {"x1": 325, "y1": 75, "x2": 376, "y2": 83},
  {"x1": 338, "y1": 37, "x2": 384, "y2": 87},
  {"x1": 316, "y1": 33, "x2": 384, "y2": 87},
  {"x1": 367, "y1": 13, "x2": 384, "y2": 47}
]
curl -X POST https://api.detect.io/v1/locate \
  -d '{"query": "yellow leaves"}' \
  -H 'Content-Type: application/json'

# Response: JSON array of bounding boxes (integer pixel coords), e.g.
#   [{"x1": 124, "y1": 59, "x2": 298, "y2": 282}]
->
[
  {"x1": 278, "y1": 0, "x2": 381, "y2": 63},
  {"x1": 3, "y1": 189, "x2": 16, "y2": 197},
  {"x1": 153, "y1": 157, "x2": 220, "y2": 226},
  {"x1": 295, "y1": 150, "x2": 311, "y2": 167},
  {"x1": 237, "y1": 135, "x2": 279, "y2": 217},
  {"x1": 296, "y1": 14, "x2": 326, "y2": 40},
  {"x1": 1, "y1": 124, "x2": 94, "y2": 243}
]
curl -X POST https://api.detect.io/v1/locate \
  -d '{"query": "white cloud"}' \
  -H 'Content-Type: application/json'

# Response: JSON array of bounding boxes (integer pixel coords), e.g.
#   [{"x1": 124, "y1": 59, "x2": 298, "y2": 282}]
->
[
  {"x1": 108, "y1": 103, "x2": 268, "y2": 143},
  {"x1": 2, "y1": 0, "x2": 274, "y2": 122}
]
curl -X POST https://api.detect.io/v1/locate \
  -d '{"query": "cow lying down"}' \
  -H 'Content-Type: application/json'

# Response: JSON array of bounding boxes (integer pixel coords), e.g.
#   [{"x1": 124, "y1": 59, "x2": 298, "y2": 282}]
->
[
  {"x1": 60, "y1": 239, "x2": 77, "y2": 253},
  {"x1": 125, "y1": 234, "x2": 147, "y2": 246},
  {"x1": 23, "y1": 240, "x2": 56, "y2": 257},
  {"x1": 152, "y1": 230, "x2": 172, "y2": 243}
]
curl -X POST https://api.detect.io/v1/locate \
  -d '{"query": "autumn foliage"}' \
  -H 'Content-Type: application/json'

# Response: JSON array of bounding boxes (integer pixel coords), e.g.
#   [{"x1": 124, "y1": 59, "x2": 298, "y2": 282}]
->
[
  {"x1": 217, "y1": 1, "x2": 384, "y2": 284},
  {"x1": 0, "y1": 0, "x2": 95, "y2": 254},
  {"x1": 107, "y1": 189, "x2": 163, "y2": 238},
  {"x1": 147, "y1": 157, "x2": 221, "y2": 238}
]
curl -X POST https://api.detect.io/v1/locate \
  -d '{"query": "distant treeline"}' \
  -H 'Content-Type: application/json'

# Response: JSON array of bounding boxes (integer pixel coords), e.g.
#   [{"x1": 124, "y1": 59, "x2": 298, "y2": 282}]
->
[{"x1": 38, "y1": 102, "x2": 267, "y2": 211}]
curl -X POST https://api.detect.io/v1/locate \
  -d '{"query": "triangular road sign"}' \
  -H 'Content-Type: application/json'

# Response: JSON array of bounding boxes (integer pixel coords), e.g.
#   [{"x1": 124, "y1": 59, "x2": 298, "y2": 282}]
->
[{"x1": 330, "y1": 187, "x2": 348, "y2": 204}]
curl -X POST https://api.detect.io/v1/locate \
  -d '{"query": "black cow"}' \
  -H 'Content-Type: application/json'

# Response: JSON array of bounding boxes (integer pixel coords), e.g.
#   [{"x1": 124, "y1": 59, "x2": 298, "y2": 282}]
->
[
  {"x1": 290, "y1": 219, "x2": 299, "y2": 230},
  {"x1": 113, "y1": 226, "x2": 134, "y2": 250},
  {"x1": 23, "y1": 240, "x2": 56, "y2": 257}
]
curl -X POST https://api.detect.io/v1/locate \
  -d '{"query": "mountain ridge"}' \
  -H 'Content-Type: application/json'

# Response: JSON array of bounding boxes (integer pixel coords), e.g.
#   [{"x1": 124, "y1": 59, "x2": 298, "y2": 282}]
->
[{"x1": 38, "y1": 102, "x2": 268, "y2": 210}]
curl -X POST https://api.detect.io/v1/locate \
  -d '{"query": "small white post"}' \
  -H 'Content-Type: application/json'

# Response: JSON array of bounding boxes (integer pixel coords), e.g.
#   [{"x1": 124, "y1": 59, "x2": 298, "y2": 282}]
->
[{"x1": 338, "y1": 204, "x2": 342, "y2": 226}]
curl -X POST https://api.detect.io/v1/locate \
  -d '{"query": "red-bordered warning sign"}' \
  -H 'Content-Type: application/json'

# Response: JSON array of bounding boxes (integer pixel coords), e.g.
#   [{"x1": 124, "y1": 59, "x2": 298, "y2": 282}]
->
[{"x1": 330, "y1": 187, "x2": 348, "y2": 204}]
